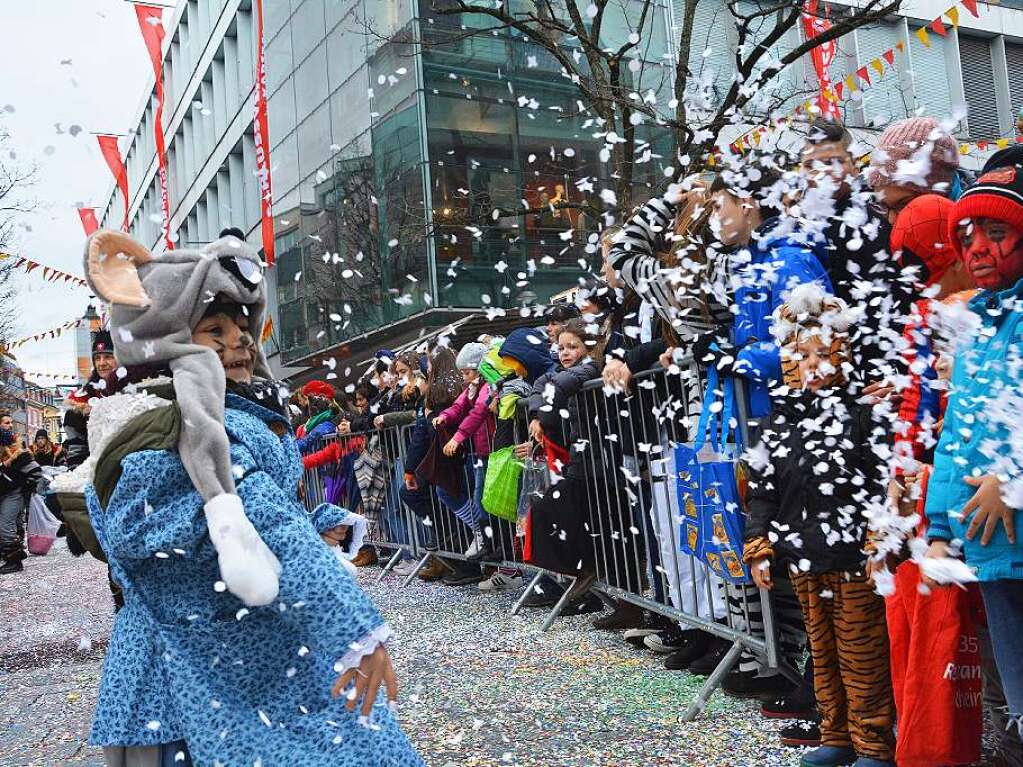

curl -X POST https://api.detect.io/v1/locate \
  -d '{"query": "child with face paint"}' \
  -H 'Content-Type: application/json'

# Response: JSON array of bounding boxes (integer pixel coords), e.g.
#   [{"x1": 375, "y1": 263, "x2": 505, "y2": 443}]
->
[{"x1": 924, "y1": 162, "x2": 1023, "y2": 736}]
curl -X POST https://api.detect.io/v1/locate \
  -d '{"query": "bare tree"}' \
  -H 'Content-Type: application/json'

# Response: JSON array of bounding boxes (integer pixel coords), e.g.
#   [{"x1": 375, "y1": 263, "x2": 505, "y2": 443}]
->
[
  {"x1": 0, "y1": 124, "x2": 35, "y2": 350},
  {"x1": 421, "y1": 0, "x2": 901, "y2": 213}
]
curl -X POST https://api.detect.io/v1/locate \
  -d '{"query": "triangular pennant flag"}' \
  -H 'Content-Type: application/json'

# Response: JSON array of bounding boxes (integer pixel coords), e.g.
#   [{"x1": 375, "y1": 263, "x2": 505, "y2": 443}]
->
[
  {"x1": 997, "y1": 138, "x2": 1010, "y2": 149},
  {"x1": 930, "y1": 17, "x2": 948, "y2": 36},
  {"x1": 752, "y1": 131, "x2": 762, "y2": 146},
  {"x1": 823, "y1": 87, "x2": 839, "y2": 103},
  {"x1": 915, "y1": 26, "x2": 931, "y2": 47},
  {"x1": 961, "y1": 0, "x2": 979, "y2": 17},
  {"x1": 42, "y1": 267, "x2": 50, "y2": 280},
  {"x1": 871, "y1": 58, "x2": 885, "y2": 77},
  {"x1": 857, "y1": 66, "x2": 871, "y2": 86},
  {"x1": 896, "y1": 41, "x2": 905, "y2": 52},
  {"x1": 25, "y1": 261, "x2": 39, "y2": 274},
  {"x1": 1016, "y1": 135, "x2": 1023, "y2": 144},
  {"x1": 883, "y1": 48, "x2": 896, "y2": 66},
  {"x1": 960, "y1": 143, "x2": 970, "y2": 155},
  {"x1": 946, "y1": 6, "x2": 960, "y2": 27},
  {"x1": 835, "y1": 81, "x2": 845, "y2": 99},
  {"x1": 977, "y1": 140, "x2": 989, "y2": 150},
  {"x1": 845, "y1": 74, "x2": 858, "y2": 93}
]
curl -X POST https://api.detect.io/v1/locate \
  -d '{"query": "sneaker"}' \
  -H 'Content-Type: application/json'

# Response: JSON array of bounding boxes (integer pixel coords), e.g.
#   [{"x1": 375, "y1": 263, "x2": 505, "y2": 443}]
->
[
  {"x1": 351, "y1": 546, "x2": 378, "y2": 567},
  {"x1": 0, "y1": 559, "x2": 24, "y2": 575},
  {"x1": 664, "y1": 632, "x2": 728, "y2": 671},
  {"x1": 722, "y1": 670, "x2": 795, "y2": 701},
  {"x1": 687, "y1": 641, "x2": 730, "y2": 676},
  {"x1": 762, "y1": 696, "x2": 818, "y2": 721},
  {"x1": 643, "y1": 628, "x2": 688, "y2": 654},
  {"x1": 519, "y1": 575, "x2": 566, "y2": 608},
  {"x1": 799, "y1": 746, "x2": 856, "y2": 767},
  {"x1": 443, "y1": 565, "x2": 485, "y2": 587},
  {"x1": 464, "y1": 531, "x2": 485, "y2": 558},
  {"x1": 780, "y1": 721, "x2": 821, "y2": 748},
  {"x1": 592, "y1": 600, "x2": 645, "y2": 631},
  {"x1": 479, "y1": 572, "x2": 523, "y2": 592},
  {"x1": 391, "y1": 560, "x2": 417, "y2": 577},
  {"x1": 623, "y1": 612, "x2": 673, "y2": 647}
]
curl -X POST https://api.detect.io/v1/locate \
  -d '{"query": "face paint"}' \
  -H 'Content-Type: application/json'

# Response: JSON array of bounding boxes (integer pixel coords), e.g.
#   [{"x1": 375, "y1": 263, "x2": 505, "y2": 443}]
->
[{"x1": 957, "y1": 217, "x2": 1023, "y2": 290}]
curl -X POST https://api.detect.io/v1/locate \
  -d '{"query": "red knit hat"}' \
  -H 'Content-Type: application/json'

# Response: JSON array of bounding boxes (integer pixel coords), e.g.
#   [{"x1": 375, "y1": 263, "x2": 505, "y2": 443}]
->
[
  {"x1": 301, "y1": 380, "x2": 335, "y2": 400},
  {"x1": 890, "y1": 195, "x2": 956, "y2": 286},
  {"x1": 948, "y1": 164, "x2": 1023, "y2": 256}
]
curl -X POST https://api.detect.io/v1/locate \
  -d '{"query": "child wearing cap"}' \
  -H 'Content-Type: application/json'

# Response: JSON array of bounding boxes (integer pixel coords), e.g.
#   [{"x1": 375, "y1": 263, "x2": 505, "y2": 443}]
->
[
  {"x1": 924, "y1": 161, "x2": 1023, "y2": 737},
  {"x1": 743, "y1": 283, "x2": 894, "y2": 767}
]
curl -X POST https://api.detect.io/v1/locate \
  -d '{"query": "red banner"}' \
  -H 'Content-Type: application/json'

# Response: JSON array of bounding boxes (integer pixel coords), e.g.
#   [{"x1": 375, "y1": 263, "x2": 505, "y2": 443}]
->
[
  {"x1": 801, "y1": 0, "x2": 840, "y2": 120},
  {"x1": 253, "y1": 0, "x2": 275, "y2": 266},
  {"x1": 135, "y1": 4, "x2": 173, "y2": 250},
  {"x1": 77, "y1": 207, "x2": 99, "y2": 236},
  {"x1": 97, "y1": 135, "x2": 130, "y2": 232}
]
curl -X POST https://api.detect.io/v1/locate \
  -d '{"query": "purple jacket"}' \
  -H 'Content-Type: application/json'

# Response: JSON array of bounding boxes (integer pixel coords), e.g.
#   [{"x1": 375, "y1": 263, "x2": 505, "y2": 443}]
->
[{"x1": 440, "y1": 382, "x2": 495, "y2": 457}]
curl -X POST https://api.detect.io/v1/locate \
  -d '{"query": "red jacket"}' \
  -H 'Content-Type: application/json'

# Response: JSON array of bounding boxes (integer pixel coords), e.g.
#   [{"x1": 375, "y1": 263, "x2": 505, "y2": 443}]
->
[{"x1": 302, "y1": 435, "x2": 365, "y2": 471}]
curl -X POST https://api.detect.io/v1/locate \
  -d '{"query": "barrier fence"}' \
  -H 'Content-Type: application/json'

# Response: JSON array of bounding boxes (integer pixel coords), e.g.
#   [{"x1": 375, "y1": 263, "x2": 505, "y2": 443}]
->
[{"x1": 300, "y1": 362, "x2": 794, "y2": 720}]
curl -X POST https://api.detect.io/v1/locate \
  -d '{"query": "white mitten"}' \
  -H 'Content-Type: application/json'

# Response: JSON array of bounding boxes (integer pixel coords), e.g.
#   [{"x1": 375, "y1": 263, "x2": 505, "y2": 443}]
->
[{"x1": 204, "y1": 494, "x2": 282, "y2": 606}]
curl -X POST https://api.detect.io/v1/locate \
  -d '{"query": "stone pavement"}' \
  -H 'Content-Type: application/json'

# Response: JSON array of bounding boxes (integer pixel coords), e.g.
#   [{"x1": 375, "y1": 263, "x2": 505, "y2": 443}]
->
[{"x1": 1, "y1": 543, "x2": 804, "y2": 766}]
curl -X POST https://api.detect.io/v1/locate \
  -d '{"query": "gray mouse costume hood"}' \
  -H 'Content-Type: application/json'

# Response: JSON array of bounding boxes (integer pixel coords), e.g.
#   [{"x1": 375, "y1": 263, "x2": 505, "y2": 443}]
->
[{"x1": 84, "y1": 229, "x2": 282, "y2": 606}]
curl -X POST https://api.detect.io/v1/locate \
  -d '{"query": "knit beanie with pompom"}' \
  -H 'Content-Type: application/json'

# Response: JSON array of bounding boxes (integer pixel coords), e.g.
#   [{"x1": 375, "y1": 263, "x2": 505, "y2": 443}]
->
[{"x1": 867, "y1": 117, "x2": 959, "y2": 193}]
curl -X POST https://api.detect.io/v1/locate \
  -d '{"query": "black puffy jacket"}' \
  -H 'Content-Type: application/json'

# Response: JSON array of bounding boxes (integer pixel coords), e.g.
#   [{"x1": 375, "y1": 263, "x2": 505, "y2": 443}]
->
[{"x1": 743, "y1": 390, "x2": 886, "y2": 573}]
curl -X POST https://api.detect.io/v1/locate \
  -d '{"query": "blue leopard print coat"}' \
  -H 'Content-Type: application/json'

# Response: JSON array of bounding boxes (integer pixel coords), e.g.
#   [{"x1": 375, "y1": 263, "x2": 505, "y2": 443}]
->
[{"x1": 87, "y1": 392, "x2": 423, "y2": 766}]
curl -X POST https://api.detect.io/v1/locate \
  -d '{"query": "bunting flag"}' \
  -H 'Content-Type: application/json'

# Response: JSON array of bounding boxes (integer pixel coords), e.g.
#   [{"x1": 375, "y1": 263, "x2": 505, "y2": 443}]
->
[
  {"x1": 801, "y1": 0, "x2": 840, "y2": 120},
  {"x1": 883, "y1": 48, "x2": 896, "y2": 66},
  {"x1": 260, "y1": 315, "x2": 275, "y2": 345},
  {"x1": 253, "y1": 0, "x2": 275, "y2": 266},
  {"x1": 915, "y1": 26, "x2": 931, "y2": 48},
  {"x1": 946, "y1": 6, "x2": 960, "y2": 27},
  {"x1": 135, "y1": 4, "x2": 174, "y2": 250},
  {"x1": 22, "y1": 371, "x2": 81, "y2": 382},
  {"x1": 97, "y1": 135, "x2": 130, "y2": 232},
  {"x1": 7, "y1": 318, "x2": 87, "y2": 350},
  {"x1": 856, "y1": 65, "x2": 871, "y2": 86},
  {"x1": 77, "y1": 207, "x2": 99, "y2": 236},
  {"x1": 961, "y1": 0, "x2": 979, "y2": 17},
  {"x1": 870, "y1": 58, "x2": 885, "y2": 77},
  {"x1": 0, "y1": 252, "x2": 89, "y2": 288},
  {"x1": 930, "y1": 17, "x2": 948, "y2": 36}
]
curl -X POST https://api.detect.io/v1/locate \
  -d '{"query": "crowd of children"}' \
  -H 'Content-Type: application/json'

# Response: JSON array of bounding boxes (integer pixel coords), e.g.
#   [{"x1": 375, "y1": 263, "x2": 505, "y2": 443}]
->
[{"x1": 291, "y1": 118, "x2": 1023, "y2": 767}]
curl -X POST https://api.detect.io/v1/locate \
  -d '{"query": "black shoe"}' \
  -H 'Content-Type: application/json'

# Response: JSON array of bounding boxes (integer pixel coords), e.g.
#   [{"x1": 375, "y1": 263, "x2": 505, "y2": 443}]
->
[
  {"x1": 623, "y1": 612, "x2": 674, "y2": 647},
  {"x1": 592, "y1": 600, "x2": 645, "y2": 631},
  {"x1": 560, "y1": 592, "x2": 604, "y2": 616},
  {"x1": 0, "y1": 559, "x2": 25, "y2": 575},
  {"x1": 761, "y1": 695, "x2": 818, "y2": 721},
  {"x1": 664, "y1": 632, "x2": 728, "y2": 671},
  {"x1": 643, "y1": 627, "x2": 688, "y2": 654},
  {"x1": 519, "y1": 575, "x2": 565, "y2": 608},
  {"x1": 779, "y1": 721, "x2": 821, "y2": 748},
  {"x1": 442, "y1": 565, "x2": 485, "y2": 587},
  {"x1": 722, "y1": 670, "x2": 794, "y2": 701},
  {"x1": 687, "y1": 640, "x2": 731, "y2": 676}
]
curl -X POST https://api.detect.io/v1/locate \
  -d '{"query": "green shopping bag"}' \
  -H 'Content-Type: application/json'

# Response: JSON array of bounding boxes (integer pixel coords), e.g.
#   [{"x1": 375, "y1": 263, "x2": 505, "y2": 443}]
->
[{"x1": 481, "y1": 445, "x2": 523, "y2": 522}]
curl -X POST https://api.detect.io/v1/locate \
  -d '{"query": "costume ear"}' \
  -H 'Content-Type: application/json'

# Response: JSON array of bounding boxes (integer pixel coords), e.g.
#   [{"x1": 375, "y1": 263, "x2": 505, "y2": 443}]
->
[{"x1": 84, "y1": 230, "x2": 154, "y2": 307}]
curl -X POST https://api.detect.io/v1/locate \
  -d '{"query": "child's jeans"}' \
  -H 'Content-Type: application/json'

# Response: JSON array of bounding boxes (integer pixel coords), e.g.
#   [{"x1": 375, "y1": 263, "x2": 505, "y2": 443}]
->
[
  {"x1": 792, "y1": 571, "x2": 895, "y2": 762},
  {"x1": 382, "y1": 458, "x2": 410, "y2": 558},
  {"x1": 979, "y1": 579, "x2": 1023, "y2": 735}
]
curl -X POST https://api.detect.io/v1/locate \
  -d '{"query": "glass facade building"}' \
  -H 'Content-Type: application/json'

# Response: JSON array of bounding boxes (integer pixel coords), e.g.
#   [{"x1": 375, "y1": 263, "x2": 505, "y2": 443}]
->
[{"x1": 265, "y1": 0, "x2": 676, "y2": 365}]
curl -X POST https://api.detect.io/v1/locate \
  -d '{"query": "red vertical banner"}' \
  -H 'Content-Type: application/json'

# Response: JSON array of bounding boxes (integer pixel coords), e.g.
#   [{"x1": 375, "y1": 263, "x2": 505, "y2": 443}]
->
[
  {"x1": 253, "y1": 0, "x2": 275, "y2": 266},
  {"x1": 77, "y1": 207, "x2": 99, "y2": 236},
  {"x1": 135, "y1": 4, "x2": 173, "y2": 250},
  {"x1": 97, "y1": 135, "x2": 130, "y2": 232},
  {"x1": 801, "y1": 0, "x2": 840, "y2": 120}
]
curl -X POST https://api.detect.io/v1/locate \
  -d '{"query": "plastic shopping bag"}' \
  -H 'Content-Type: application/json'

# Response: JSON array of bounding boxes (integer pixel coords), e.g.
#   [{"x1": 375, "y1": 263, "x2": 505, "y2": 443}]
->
[
  {"x1": 481, "y1": 445, "x2": 522, "y2": 522},
  {"x1": 27, "y1": 494, "x2": 62, "y2": 555},
  {"x1": 675, "y1": 366, "x2": 750, "y2": 584}
]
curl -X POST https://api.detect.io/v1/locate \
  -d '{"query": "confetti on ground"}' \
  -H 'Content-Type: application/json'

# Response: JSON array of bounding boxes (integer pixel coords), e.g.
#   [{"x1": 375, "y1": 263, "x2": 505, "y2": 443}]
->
[{"x1": 0, "y1": 545, "x2": 807, "y2": 766}]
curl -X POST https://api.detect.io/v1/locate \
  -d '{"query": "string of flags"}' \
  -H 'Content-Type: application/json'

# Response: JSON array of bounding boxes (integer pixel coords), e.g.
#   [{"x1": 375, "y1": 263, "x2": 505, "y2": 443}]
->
[
  {"x1": 0, "y1": 251, "x2": 90, "y2": 289},
  {"x1": 728, "y1": 0, "x2": 985, "y2": 155},
  {"x1": 21, "y1": 371, "x2": 81, "y2": 382},
  {"x1": 6, "y1": 318, "x2": 88, "y2": 350}
]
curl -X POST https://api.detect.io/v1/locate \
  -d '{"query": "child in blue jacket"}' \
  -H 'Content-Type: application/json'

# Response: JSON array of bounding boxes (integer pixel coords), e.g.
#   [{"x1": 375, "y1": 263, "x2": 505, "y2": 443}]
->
[{"x1": 924, "y1": 162, "x2": 1023, "y2": 730}]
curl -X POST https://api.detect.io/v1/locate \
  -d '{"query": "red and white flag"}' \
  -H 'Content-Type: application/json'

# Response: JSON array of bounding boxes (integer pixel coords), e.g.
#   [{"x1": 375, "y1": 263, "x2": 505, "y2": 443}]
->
[
  {"x1": 135, "y1": 4, "x2": 173, "y2": 250},
  {"x1": 253, "y1": 0, "x2": 275, "y2": 266},
  {"x1": 77, "y1": 207, "x2": 99, "y2": 236},
  {"x1": 97, "y1": 135, "x2": 130, "y2": 232},
  {"x1": 801, "y1": 0, "x2": 840, "y2": 120}
]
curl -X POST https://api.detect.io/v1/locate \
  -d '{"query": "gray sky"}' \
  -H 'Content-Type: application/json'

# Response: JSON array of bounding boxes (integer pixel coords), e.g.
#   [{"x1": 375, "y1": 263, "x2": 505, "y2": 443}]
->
[{"x1": 0, "y1": 0, "x2": 169, "y2": 381}]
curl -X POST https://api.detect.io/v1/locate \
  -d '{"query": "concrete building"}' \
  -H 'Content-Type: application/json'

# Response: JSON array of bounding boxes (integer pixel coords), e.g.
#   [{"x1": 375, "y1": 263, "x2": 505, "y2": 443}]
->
[{"x1": 95, "y1": 0, "x2": 1023, "y2": 384}]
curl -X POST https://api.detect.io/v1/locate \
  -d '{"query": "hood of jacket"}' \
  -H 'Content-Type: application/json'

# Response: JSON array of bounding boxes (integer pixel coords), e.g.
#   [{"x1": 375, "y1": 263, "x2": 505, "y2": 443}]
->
[{"x1": 499, "y1": 327, "x2": 555, "y2": 384}]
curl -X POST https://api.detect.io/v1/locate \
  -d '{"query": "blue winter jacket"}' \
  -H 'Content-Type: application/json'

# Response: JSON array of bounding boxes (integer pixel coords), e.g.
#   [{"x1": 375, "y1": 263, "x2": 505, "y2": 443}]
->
[
  {"x1": 87, "y1": 392, "x2": 423, "y2": 767},
  {"x1": 295, "y1": 418, "x2": 337, "y2": 454},
  {"x1": 924, "y1": 279, "x2": 1023, "y2": 582},
  {"x1": 500, "y1": 327, "x2": 556, "y2": 385},
  {"x1": 730, "y1": 220, "x2": 833, "y2": 417}
]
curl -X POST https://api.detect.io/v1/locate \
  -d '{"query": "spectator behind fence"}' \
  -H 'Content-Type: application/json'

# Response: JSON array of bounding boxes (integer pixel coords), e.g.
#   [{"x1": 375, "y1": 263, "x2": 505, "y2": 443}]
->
[
  {"x1": 294, "y1": 380, "x2": 339, "y2": 453},
  {"x1": 744, "y1": 283, "x2": 895, "y2": 767},
  {"x1": 923, "y1": 160, "x2": 1023, "y2": 740}
]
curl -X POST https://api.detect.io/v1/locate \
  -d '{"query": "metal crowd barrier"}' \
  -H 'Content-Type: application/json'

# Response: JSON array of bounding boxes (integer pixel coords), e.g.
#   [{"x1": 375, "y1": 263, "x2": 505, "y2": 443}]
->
[{"x1": 298, "y1": 362, "x2": 792, "y2": 720}]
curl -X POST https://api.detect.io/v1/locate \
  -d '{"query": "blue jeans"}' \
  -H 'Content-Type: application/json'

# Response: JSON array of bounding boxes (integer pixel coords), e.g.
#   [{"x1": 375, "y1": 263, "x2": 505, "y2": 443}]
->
[
  {"x1": 399, "y1": 481, "x2": 465, "y2": 550},
  {"x1": 979, "y1": 580, "x2": 1023, "y2": 723},
  {"x1": 382, "y1": 458, "x2": 410, "y2": 557}
]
